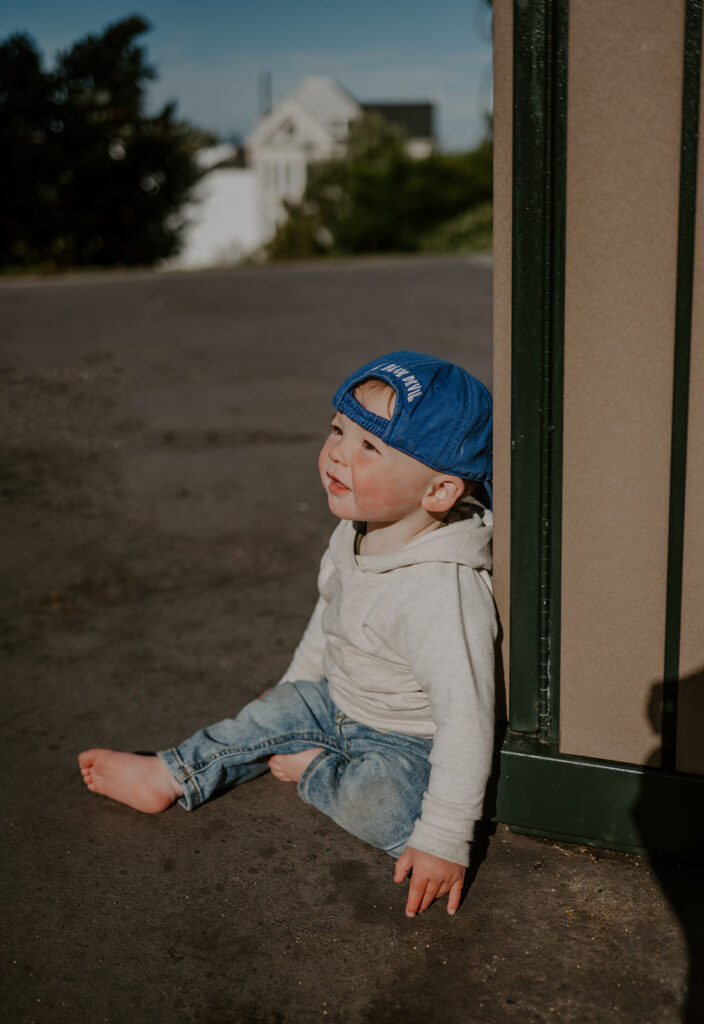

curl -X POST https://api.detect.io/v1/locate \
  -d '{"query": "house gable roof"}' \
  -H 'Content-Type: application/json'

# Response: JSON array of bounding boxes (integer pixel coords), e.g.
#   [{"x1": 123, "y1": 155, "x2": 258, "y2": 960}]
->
[
  {"x1": 294, "y1": 76, "x2": 359, "y2": 128},
  {"x1": 247, "y1": 77, "x2": 360, "y2": 151}
]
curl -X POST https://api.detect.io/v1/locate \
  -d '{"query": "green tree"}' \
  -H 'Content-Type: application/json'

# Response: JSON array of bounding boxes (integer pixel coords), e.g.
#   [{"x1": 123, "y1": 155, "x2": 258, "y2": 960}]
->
[
  {"x1": 266, "y1": 113, "x2": 493, "y2": 261},
  {"x1": 0, "y1": 15, "x2": 206, "y2": 269},
  {"x1": 0, "y1": 34, "x2": 65, "y2": 265}
]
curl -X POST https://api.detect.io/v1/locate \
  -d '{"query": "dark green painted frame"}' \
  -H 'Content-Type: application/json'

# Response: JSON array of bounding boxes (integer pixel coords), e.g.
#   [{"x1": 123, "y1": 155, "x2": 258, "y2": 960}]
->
[
  {"x1": 497, "y1": 0, "x2": 704, "y2": 855},
  {"x1": 508, "y1": 0, "x2": 567, "y2": 743},
  {"x1": 493, "y1": 739, "x2": 704, "y2": 856}
]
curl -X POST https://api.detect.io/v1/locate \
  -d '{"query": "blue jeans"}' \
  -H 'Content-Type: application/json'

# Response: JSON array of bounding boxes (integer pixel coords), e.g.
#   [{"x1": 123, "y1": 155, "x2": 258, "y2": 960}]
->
[{"x1": 158, "y1": 679, "x2": 432, "y2": 858}]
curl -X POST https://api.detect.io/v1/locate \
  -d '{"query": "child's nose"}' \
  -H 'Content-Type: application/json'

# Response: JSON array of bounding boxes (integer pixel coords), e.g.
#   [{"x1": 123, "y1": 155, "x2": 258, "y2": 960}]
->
[{"x1": 329, "y1": 437, "x2": 347, "y2": 463}]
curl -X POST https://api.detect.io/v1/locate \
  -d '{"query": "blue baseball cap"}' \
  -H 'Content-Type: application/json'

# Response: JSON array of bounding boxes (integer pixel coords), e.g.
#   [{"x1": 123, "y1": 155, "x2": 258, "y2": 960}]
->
[{"x1": 332, "y1": 350, "x2": 493, "y2": 492}]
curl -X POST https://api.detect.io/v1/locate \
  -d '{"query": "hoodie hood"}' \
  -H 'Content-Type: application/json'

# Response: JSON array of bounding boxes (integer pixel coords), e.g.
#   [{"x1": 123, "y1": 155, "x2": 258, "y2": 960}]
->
[{"x1": 328, "y1": 500, "x2": 493, "y2": 575}]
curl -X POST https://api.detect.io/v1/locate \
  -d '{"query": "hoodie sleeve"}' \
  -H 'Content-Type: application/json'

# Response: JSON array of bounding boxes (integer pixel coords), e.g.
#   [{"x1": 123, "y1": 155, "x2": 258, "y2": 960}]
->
[
  {"x1": 277, "y1": 546, "x2": 334, "y2": 685},
  {"x1": 397, "y1": 562, "x2": 497, "y2": 866}
]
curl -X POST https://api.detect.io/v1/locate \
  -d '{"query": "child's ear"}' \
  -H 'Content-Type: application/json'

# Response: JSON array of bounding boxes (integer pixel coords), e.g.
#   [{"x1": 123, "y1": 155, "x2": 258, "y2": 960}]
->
[{"x1": 422, "y1": 475, "x2": 465, "y2": 514}]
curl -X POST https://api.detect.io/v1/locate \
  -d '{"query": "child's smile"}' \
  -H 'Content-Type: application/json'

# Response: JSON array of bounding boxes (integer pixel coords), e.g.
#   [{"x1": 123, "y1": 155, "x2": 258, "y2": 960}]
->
[{"x1": 326, "y1": 470, "x2": 351, "y2": 497}]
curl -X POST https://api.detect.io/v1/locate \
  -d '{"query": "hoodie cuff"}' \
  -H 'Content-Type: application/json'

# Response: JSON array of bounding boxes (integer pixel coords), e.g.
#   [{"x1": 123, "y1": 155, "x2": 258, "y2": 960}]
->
[{"x1": 406, "y1": 819, "x2": 472, "y2": 868}]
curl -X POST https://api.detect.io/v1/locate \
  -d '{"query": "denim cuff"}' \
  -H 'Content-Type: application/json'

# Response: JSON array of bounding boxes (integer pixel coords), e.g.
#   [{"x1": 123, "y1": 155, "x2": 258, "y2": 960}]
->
[
  {"x1": 157, "y1": 748, "x2": 203, "y2": 811},
  {"x1": 296, "y1": 748, "x2": 331, "y2": 805}
]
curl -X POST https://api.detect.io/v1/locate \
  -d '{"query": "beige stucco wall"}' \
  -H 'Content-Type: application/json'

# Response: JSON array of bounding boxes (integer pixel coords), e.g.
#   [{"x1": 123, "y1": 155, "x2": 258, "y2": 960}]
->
[
  {"x1": 492, "y1": 1, "x2": 703, "y2": 770},
  {"x1": 560, "y1": 0, "x2": 685, "y2": 767}
]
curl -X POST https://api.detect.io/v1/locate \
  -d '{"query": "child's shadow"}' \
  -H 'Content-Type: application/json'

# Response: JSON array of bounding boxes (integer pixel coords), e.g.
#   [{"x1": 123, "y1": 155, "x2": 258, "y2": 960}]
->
[
  {"x1": 461, "y1": 725, "x2": 505, "y2": 904},
  {"x1": 457, "y1": 633, "x2": 507, "y2": 905},
  {"x1": 465, "y1": 819, "x2": 494, "y2": 896},
  {"x1": 632, "y1": 668, "x2": 704, "y2": 1024}
]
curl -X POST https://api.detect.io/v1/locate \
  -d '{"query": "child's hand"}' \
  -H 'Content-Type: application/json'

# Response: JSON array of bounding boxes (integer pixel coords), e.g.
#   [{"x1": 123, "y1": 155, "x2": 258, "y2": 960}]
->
[{"x1": 394, "y1": 846, "x2": 465, "y2": 917}]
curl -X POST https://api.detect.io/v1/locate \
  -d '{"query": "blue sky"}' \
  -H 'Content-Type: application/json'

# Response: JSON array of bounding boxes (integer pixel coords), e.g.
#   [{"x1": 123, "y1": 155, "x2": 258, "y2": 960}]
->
[{"x1": 0, "y1": 0, "x2": 493, "y2": 151}]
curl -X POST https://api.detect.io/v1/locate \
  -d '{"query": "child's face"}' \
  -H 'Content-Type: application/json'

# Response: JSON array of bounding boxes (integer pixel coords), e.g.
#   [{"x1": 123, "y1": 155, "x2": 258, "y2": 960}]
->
[{"x1": 318, "y1": 410, "x2": 437, "y2": 526}]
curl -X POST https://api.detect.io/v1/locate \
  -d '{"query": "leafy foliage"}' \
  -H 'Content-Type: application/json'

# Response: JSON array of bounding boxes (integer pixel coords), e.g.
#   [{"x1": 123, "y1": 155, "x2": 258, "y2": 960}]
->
[
  {"x1": 0, "y1": 16, "x2": 207, "y2": 269},
  {"x1": 420, "y1": 200, "x2": 493, "y2": 253},
  {"x1": 266, "y1": 113, "x2": 493, "y2": 261}
]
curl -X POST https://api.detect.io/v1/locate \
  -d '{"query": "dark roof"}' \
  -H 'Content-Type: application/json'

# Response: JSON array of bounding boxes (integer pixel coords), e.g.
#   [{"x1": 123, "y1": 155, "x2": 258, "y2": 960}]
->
[{"x1": 360, "y1": 102, "x2": 435, "y2": 139}]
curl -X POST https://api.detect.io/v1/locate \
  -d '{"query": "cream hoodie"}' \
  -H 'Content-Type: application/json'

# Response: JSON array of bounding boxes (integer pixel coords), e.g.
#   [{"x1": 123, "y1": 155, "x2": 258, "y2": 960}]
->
[{"x1": 279, "y1": 505, "x2": 497, "y2": 866}]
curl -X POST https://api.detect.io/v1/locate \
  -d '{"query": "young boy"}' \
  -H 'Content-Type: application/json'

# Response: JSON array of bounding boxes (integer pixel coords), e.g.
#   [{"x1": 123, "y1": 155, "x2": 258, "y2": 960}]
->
[{"x1": 79, "y1": 350, "x2": 497, "y2": 918}]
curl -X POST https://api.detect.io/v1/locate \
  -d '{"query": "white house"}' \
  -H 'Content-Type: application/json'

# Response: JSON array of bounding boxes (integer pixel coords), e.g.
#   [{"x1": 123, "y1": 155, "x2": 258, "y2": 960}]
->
[
  {"x1": 165, "y1": 145, "x2": 262, "y2": 271},
  {"x1": 247, "y1": 77, "x2": 436, "y2": 243},
  {"x1": 246, "y1": 77, "x2": 361, "y2": 242},
  {"x1": 169, "y1": 78, "x2": 436, "y2": 269}
]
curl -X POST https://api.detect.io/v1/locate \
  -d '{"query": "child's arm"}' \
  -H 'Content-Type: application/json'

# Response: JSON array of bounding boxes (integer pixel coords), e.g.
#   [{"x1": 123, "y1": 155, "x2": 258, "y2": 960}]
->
[
  {"x1": 394, "y1": 562, "x2": 497, "y2": 910},
  {"x1": 394, "y1": 847, "x2": 465, "y2": 917}
]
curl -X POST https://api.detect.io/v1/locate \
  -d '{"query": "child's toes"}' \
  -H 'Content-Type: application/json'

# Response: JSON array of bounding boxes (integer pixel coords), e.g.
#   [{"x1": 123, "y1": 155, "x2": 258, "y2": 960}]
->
[{"x1": 268, "y1": 756, "x2": 289, "y2": 782}]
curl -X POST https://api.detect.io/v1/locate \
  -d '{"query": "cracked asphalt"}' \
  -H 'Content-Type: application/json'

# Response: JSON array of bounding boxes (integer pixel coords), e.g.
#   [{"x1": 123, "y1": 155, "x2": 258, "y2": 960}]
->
[{"x1": 1, "y1": 257, "x2": 701, "y2": 1024}]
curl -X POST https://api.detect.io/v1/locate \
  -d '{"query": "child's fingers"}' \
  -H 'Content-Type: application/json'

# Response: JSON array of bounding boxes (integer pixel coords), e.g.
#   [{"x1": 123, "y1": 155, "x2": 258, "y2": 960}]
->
[
  {"x1": 396, "y1": 850, "x2": 465, "y2": 917},
  {"x1": 447, "y1": 878, "x2": 463, "y2": 916},
  {"x1": 419, "y1": 882, "x2": 440, "y2": 914},
  {"x1": 405, "y1": 876, "x2": 429, "y2": 917},
  {"x1": 394, "y1": 851, "x2": 412, "y2": 883}
]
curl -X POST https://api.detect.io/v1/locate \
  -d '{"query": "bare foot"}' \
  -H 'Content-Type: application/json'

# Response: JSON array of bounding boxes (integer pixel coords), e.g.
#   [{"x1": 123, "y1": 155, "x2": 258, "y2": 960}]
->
[
  {"x1": 78, "y1": 749, "x2": 183, "y2": 813},
  {"x1": 268, "y1": 748, "x2": 324, "y2": 783}
]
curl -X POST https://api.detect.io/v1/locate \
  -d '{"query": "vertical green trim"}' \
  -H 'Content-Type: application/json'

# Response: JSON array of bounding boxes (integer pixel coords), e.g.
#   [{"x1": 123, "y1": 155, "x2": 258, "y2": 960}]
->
[
  {"x1": 509, "y1": 1, "x2": 545, "y2": 733},
  {"x1": 541, "y1": 1, "x2": 567, "y2": 745},
  {"x1": 509, "y1": 0, "x2": 568, "y2": 741},
  {"x1": 662, "y1": 0, "x2": 703, "y2": 770}
]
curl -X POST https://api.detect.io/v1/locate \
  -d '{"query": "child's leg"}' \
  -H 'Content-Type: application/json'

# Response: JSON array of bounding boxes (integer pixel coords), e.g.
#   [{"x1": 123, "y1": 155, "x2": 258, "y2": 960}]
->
[
  {"x1": 79, "y1": 680, "x2": 340, "y2": 813},
  {"x1": 155, "y1": 680, "x2": 342, "y2": 810},
  {"x1": 294, "y1": 720, "x2": 433, "y2": 857},
  {"x1": 80, "y1": 687, "x2": 432, "y2": 860}
]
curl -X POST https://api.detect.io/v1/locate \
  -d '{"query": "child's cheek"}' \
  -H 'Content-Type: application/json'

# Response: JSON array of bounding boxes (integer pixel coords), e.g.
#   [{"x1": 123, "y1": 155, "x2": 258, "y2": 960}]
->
[
  {"x1": 354, "y1": 469, "x2": 408, "y2": 517},
  {"x1": 318, "y1": 441, "x2": 332, "y2": 485}
]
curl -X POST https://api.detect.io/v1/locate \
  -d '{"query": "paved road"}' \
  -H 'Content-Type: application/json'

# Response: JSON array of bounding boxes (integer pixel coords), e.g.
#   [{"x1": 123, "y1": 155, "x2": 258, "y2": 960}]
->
[{"x1": 2, "y1": 257, "x2": 698, "y2": 1024}]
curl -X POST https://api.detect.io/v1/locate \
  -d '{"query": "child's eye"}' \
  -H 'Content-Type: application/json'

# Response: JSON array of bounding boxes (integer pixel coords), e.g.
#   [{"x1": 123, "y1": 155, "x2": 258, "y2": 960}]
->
[
  {"x1": 330, "y1": 424, "x2": 343, "y2": 436},
  {"x1": 362, "y1": 439, "x2": 379, "y2": 452}
]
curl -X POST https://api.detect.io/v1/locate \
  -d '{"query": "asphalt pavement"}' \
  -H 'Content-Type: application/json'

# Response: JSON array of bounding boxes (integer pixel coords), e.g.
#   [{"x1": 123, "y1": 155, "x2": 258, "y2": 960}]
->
[{"x1": 1, "y1": 256, "x2": 701, "y2": 1024}]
